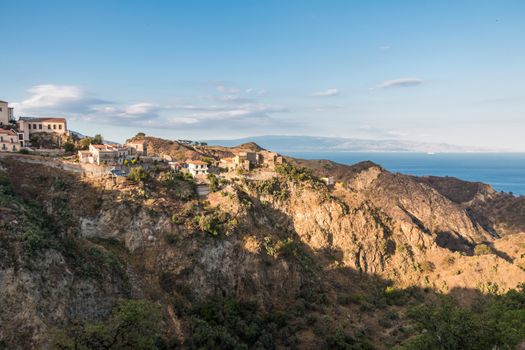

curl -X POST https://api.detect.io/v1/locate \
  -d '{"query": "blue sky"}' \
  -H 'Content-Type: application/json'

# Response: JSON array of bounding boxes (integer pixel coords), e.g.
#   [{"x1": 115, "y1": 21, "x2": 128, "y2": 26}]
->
[{"x1": 1, "y1": 0, "x2": 524, "y2": 149}]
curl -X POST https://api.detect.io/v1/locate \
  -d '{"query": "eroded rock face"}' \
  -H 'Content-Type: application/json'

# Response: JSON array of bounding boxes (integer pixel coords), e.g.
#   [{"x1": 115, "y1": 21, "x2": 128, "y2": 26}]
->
[{"x1": 2, "y1": 157, "x2": 525, "y2": 348}]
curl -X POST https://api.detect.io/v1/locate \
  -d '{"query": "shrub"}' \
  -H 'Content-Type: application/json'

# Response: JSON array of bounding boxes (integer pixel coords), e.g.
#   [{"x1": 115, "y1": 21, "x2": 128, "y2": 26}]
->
[
  {"x1": 443, "y1": 255, "x2": 456, "y2": 266},
  {"x1": 54, "y1": 299, "x2": 161, "y2": 350},
  {"x1": 63, "y1": 142, "x2": 75, "y2": 153},
  {"x1": 128, "y1": 166, "x2": 148, "y2": 182},
  {"x1": 207, "y1": 173, "x2": 220, "y2": 192},
  {"x1": 474, "y1": 244, "x2": 492, "y2": 256}
]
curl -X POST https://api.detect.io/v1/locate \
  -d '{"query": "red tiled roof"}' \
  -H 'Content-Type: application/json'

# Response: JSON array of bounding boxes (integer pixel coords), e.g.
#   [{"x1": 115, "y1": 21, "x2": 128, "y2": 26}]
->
[
  {"x1": 0, "y1": 129, "x2": 17, "y2": 135},
  {"x1": 186, "y1": 160, "x2": 208, "y2": 165},
  {"x1": 20, "y1": 117, "x2": 66, "y2": 123}
]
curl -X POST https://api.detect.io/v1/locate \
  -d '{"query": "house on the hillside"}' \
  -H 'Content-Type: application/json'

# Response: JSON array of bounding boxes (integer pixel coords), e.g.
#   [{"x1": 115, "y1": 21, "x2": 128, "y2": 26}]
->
[
  {"x1": 126, "y1": 139, "x2": 147, "y2": 156},
  {"x1": 0, "y1": 129, "x2": 19, "y2": 152},
  {"x1": 18, "y1": 117, "x2": 68, "y2": 147},
  {"x1": 88, "y1": 144, "x2": 130, "y2": 165},
  {"x1": 258, "y1": 151, "x2": 283, "y2": 168},
  {"x1": 321, "y1": 177, "x2": 335, "y2": 186},
  {"x1": 77, "y1": 150, "x2": 94, "y2": 163},
  {"x1": 0, "y1": 100, "x2": 14, "y2": 126},
  {"x1": 168, "y1": 161, "x2": 181, "y2": 172},
  {"x1": 186, "y1": 160, "x2": 208, "y2": 177}
]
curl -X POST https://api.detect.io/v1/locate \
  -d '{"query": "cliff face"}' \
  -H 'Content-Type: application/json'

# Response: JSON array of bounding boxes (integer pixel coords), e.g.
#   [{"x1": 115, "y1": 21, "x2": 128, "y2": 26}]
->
[{"x1": 1, "y1": 156, "x2": 525, "y2": 349}]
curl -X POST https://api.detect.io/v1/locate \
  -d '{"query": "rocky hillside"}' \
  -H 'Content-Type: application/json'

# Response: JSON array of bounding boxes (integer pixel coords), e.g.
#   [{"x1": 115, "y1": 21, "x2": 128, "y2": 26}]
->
[{"x1": 1, "y1": 153, "x2": 525, "y2": 349}]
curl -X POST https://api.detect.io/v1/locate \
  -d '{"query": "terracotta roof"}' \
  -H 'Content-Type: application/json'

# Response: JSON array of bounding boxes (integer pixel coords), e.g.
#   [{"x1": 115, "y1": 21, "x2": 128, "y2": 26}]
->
[
  {"x1": 20, "y1": 117, "x2": 66, "y2": 123},
  {"x1": 0, "y1": 129, "x2": 17, "y2": 135},
  {"x1": 186, "y1": 160, "x2": 208, "y2": 165}
]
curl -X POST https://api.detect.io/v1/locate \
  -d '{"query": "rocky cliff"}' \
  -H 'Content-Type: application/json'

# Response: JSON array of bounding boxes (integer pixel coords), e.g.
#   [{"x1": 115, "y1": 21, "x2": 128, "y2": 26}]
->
[{"x1": 1, "y1": 154, "x2": 525, "y2": 349}]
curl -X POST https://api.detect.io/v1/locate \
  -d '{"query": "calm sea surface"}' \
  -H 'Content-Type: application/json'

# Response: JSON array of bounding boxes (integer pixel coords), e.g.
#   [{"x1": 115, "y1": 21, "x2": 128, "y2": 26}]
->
[{"x1": 284, "y1": 152, "x2": 525, "y2": 196}]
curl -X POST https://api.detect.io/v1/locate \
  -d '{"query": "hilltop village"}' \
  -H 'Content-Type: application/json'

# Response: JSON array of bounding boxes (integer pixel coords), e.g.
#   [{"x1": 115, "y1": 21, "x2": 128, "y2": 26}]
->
[
  {"x1": 0, "y1": 99, "x2": 336, "y2": 185},
  {"x1": 3, "y1": 99, "x2": 525, "y2": 349}
]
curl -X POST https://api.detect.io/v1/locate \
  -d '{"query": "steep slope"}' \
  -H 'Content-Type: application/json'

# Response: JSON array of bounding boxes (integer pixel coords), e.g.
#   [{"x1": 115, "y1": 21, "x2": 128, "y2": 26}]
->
[
  {"x1": 1, "y1": 155, "x2": 525, "y2": 349},
  {"x1": 415, "y1": 175, "x2": 525, "y2": 236}
]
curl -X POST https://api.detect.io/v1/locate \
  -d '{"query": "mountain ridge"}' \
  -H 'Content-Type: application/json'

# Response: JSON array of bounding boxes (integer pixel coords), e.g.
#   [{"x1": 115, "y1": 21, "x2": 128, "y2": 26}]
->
[{"x1": 205, "y1": 135, "x2": 505, "y2": 153}]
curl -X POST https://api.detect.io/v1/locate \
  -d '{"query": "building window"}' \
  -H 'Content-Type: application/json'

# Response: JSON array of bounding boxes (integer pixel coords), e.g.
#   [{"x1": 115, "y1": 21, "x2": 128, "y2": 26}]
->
[
  {"x1": 53, "y1": 124, "x2": 57, "y2": 130},
  {"x1": 28, "y1": 124, "x2": 31, "y2": 130},
  {"x1": 39, "y1": 124, "x2": 42, "y2": 130},
  {"x1": 12, "y1": 145, "x2": 16, "y2": 151},
  {"x1": 0, "y1": 107, "x2": 2, "y2": 111},
  {"x1": 48, "y1": 125, "x2": 51, "y2": 130},
  {"x1": 0, "y1": 136, "x2": 3, "y2": 142},
  {"x1": 33, "y1": 124, "x2": 37, "y2": 129},
  {"x1": 59, "y1": 124, "x2": 62, "y2": 130}
]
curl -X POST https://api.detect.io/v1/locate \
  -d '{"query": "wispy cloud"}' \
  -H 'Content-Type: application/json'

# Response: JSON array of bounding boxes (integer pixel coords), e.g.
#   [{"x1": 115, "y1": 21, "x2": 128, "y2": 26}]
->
[
  {"x1": 379, "y1": 45, "x2": 391, "y2": 50},
  {"x1": 310, "y1": 88, "x2": 339, "y2": 97},
  {"x1": 13, "y1": 84, "x2": 290, "y2": 132},
  {"x1": 13, "y1": 84, "x2": 108, "y2": 115},
  {"x1": 372, "y1": 78, "x2": 423, "y2": 90}
]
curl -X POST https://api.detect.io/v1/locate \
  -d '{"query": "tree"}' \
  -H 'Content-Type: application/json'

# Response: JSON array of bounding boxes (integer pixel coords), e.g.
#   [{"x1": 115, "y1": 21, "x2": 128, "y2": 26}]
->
[
  {"x1": 54, "y1": 299, "x2": 161, "y2": 350},
  {"x1": 135, "y1": 132, "x2": 146, "y2": 138},
  {"x1": 80, "y1": 137, "x2": 91, "y2": 150},
  {"x1": 63, "y1": 142, "x2": 75, "y2": 153},
  {"x1": 207, "y1": 174, "x2": 220, "y2": 192},
  {"x1": 91, "y1": 134, "x2": 104, "y2": 145}
]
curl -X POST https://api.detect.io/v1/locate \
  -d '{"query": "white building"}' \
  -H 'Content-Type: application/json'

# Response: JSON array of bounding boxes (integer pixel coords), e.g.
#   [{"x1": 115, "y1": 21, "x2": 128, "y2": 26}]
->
[
  {"x1": 126, "y1": 139, "x2": 147, "y2": 156},
  {"x1": 18, "y1": 117, "x2": 68, "y2": 147},
  {"x1": 186, "y1": 160, "x2": 209, "y2": 177},
  {"x1": 0, "y1": 100, "x2": 14, "y2": 126},
  {"x1": 0, "y1": 129, "x2": 19, "y2": 152},
  {"x1": 87, "y1": 144, "x2": 130, "y2": 165}
]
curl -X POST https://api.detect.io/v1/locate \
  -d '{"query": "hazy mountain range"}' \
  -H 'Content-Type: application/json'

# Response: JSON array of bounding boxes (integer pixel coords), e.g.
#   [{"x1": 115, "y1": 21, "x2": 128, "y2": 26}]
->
[{"x1": 204, "y1": 135, "x2": 496, "y2": 153}]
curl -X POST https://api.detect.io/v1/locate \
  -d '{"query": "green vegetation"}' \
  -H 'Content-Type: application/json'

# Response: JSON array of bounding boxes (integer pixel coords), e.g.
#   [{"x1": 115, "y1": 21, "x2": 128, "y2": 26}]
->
[
  {"x1": 184, "y1": 297, "x2": 291, "y2": 349},
  {"x1": 53, "y1": 299, "x2": 162, "y2": 350},
  {"x1": 63, "y1": 142, "x2": 75, "y2": 153},
  {"x1": 275, "y1": 163, "x2": 322, "y2": 186},
  {"x1": 396, "y1": 285, "x2": 525, "y2": 349},
  {"x1": 207, "y1": 173, "x2": 220, "y2": 192},
  {"x1": 128, "y1": 166, "x2": 148, "y2": 182},
  {"x1": 194, "y1": 208, "x2": 238, "y2": 236},
  {"x1": 474, "y1": 243, "x2": 492, "y2": 256},
  {"x1": 91, "y1": 134, "x2": 104, "y2": 145},
  {"x1": 247, "y1": 177, "x2": 288, "y2": 201}
]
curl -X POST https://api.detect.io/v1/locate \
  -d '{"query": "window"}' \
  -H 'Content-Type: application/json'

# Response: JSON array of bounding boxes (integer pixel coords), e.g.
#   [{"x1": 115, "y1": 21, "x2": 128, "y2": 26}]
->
[
  {"x1": 53, "y1": 124, "x2": 56, "y2": 130},
  {"x1": 0, "y1": 107, "x2": 2, "y2": 111},
  {"x1": 39, "y1": 124, "x2": 42, "y2": 130},
  {"x1": 12, "y1": 145, "x2": 16, "y2": 151},
  {"x1": 33, "y1": 124, "x2": 37, "y2": 129},
  {"x1": 48, "y1": 125, "x2": 51, "y2": 130},
  {"x1": 28, "y1": 124, "x2": 31, "y2": 130},
  {"x1": 0, "y1": 136, "x2": 3, "y2": 142},
  {"x1": 59, "y1": 124, "x2": 62, "y2": 130}
]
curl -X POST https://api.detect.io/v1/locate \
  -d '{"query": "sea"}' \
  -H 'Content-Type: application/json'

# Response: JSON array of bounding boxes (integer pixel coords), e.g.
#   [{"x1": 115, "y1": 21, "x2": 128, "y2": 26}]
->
[{"x1": 284, "y1": 152, "x2": 525, "y2": 196}]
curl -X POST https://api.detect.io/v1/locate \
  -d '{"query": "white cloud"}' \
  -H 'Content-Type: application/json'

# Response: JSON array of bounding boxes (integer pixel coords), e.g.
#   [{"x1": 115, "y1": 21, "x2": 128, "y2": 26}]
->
[
  {"x1": 310, "y1": 88, "x2": 339, "y2": 97},
  {"x1": 13, "y1": 84, "x2": 107, "y2": 114},
  {"x1": 379, "y1": 45, "x2": 391, "y2": 50},
  {"x1": 13, "y1": 83, "x2": 290, "y2": 132},
  {"x1": 372, "y1": 78, "x2": 423, "y2": 90}
]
